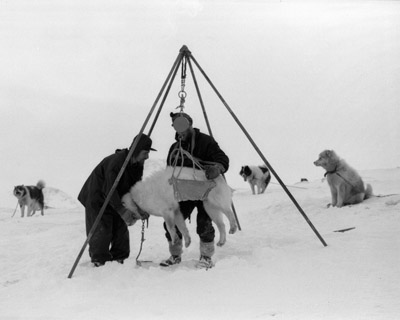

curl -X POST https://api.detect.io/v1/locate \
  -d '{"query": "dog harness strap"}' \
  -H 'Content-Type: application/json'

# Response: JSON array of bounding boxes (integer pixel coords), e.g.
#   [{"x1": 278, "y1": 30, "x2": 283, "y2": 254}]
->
[
  {"x1": 325, "y1": 169, "x2": 364, "y2": 194},
  {"x1": 324, "y1": 166, "x2": 337, "y2": 177}
]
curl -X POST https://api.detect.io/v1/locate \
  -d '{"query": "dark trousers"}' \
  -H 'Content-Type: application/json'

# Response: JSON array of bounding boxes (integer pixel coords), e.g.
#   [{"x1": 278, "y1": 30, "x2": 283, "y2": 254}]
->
[
  {"x1": 85, "y1": 207, "x2": 130, "y2": 263},
  {"x1": 164, "y1": 200, "x2": 215, "y2": 243}
]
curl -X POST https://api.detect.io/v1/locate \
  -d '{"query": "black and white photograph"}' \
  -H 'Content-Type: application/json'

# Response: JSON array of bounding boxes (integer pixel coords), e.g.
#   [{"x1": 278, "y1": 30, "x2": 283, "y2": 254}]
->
[{"x1": 1, "y1": 1, "x2": 399, "y2": 319}]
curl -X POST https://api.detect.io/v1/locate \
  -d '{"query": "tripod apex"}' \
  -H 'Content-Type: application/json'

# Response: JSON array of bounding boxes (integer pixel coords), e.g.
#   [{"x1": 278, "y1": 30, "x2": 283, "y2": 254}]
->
[{"x1": 180, "y1": 45, "x2": 191, "y2": 54}]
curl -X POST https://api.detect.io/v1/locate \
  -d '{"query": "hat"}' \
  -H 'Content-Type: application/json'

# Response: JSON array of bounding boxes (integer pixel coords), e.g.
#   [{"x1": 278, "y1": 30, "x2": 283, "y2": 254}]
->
[
  {"x1": 170, "y1": 112, "x2": 193, "y2": 133},
  {"x1": 132, "y1": 134, "x2": 156, "y2": 156},
  {"x1": 170, "y1": 112, "x2": 193, "y2": 124}
]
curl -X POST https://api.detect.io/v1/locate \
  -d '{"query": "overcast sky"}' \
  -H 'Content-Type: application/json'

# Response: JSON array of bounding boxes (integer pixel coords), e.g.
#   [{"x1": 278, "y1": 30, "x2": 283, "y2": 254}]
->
[{"x1": 1, "y1": 0, "x2": 399, "y2": 206}]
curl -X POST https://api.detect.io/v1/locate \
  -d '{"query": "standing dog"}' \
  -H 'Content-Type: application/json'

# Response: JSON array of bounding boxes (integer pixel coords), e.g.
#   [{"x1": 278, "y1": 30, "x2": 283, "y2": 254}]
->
[
  {"x1": 13, "y1": 180, "x2": 46, "y2": 217},
  {"x1": 313, "y1": 150, "x2": 372, "y2": 207},
  {"x1": 122, "y1": 166, "x2": 237, "y2": 248},
  {"x1": 239, "y1": 165, "x2": 271, "y2": 195}
]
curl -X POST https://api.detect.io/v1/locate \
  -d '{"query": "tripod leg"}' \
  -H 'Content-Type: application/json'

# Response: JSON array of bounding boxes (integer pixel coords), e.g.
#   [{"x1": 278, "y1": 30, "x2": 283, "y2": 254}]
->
[
  {"x1": 187, "y1": 55, "x2": 242, "y2": 230},
  {"x1": 189, "y1": 52, "x2": 327, "y2": 247},
  {"x1": 67, "y1": 51, "x2": 186, "y2": 279}
]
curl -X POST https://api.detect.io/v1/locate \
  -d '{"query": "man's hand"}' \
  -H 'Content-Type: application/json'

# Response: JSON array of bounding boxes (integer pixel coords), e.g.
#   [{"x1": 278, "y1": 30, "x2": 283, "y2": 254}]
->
[
  {"x1": 118, "y1": 208, "x2": 139, "y2": 226},
  {"x1": 205, "y1": 163, "x2": 224, "y2": 180}
]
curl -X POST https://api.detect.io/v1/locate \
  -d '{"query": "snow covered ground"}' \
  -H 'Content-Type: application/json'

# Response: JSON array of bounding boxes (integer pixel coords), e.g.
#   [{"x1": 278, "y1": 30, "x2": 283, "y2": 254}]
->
[{"x1": 1, "y1": 165, "x2": 399, "y2": 320}]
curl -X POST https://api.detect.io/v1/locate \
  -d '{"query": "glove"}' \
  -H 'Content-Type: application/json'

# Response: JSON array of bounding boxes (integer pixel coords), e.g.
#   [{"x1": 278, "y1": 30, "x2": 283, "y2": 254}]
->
[
  {"x1": 118, "y1": 207, "x2": 139, "y2": 226},
  {"x1": 205, "y1": 163, "x2": 224, "y2": 180}
]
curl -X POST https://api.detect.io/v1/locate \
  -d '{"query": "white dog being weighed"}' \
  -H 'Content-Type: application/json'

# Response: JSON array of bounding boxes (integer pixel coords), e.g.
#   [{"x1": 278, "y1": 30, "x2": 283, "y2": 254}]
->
[
  {"x1": 314, "y1": 150, "x2": 373, "y2": 207},
  {"x1": 122, "y1": 166, "x2": 237, "y2": 248}
]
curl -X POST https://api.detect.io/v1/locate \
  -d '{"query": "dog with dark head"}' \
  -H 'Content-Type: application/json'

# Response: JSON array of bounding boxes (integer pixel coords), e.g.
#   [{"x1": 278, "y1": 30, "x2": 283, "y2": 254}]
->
[
  {"x1": 13, "y1": 180, "x2": 45, "y2": 217},
  {"x1": 239, "y1": 165, "x2": 271, "y2": 195},
  {"x1": 314, "y1": 150, "x2": 372, "y2": 208}
]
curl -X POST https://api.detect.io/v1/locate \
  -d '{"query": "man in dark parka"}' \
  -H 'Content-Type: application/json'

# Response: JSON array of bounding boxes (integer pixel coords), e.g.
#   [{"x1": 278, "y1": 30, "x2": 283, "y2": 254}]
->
[
  {"x1": 160, "y1": 112, "x2": 229, "y2": 269},
  {"x1": 78, "y1": 134, "x2": 155, "y2": 267}
]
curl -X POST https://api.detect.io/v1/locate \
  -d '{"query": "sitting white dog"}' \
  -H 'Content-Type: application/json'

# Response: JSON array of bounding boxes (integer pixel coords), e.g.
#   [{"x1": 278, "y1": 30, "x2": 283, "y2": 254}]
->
[
  {"x1": 122, "y1": 166, "x2": 237, "y2": 247},
  {"x1": 314, "y1": 150, "x2": 373, "y2": 207}
]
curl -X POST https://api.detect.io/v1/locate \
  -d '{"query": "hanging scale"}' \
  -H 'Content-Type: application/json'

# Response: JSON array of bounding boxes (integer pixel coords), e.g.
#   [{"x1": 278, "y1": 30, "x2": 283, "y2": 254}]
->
[{"x1": 172, "y1": 56, "x2": 191, "y2": 133}]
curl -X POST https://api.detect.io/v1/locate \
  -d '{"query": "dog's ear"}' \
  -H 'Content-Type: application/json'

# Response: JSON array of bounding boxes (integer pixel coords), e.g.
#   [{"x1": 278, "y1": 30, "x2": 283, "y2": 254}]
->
[{"x1": 324, "y1": 150, "x2": 332, "y2": 157}]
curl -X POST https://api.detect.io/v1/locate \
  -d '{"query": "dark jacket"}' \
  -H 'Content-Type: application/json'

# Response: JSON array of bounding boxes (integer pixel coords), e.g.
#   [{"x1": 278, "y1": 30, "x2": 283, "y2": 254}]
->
[
  {"x1": 78, "y1": 149, "x2": 143, "y2": 213},
  {"x1": 167, "y1": 128, "x2": 229, "y2": 172}
]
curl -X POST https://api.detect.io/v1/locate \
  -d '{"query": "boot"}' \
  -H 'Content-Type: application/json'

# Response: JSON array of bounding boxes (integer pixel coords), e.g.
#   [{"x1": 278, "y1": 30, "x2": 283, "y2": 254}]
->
[
  {"x1": 159, "y1": 255, "x2": 181, "y2": 267},
  {"x1": 196, "y1": 241, "x2": 215, "y2": 269},
  {"x1": 160, "y1": 238, "x2": 183, "y2": 267},
  {"x1": 197, "y1": 256, "x2": 214, "y2": 269},
  {"x1": 93, "y1": 261, "x2": 105, "y2": 267}
]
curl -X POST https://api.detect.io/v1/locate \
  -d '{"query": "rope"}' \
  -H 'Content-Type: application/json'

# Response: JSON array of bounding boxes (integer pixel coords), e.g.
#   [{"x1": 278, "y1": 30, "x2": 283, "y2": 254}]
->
[
  {"x1": 11, "y1": 201, "x2": 19, "y2": 218},
  {"x1": 168, "y1": 137, "x2": 217, "y2": 203},
  {"x1": 168, "y1": 135, "x2": 219, "y2": 180},
  {"x1": 375, "y1": 194, "x2": 400, "y2": 198},
  {"x1": 169, "y1": 138, "x2": 206, "y2": 180},
  {"x1": 325, "y1": 170, "x2": 365, "y2": 194},
  {"x1": 269, "y1": 182, "x2": 308, "y2": 190},
  {"x1": 325, "y1": 172, "x2": 399, "y2": 198}
]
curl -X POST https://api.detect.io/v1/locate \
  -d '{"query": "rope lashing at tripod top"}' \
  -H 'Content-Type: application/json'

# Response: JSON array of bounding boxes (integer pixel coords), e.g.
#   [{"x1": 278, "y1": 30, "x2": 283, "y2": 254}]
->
[{"x1": 168, "y1": 138, "x2": 217, "y2": 202}]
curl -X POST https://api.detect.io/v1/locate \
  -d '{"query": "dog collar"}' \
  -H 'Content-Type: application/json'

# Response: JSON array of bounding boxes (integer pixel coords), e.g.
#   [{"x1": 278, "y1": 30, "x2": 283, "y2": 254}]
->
[{"x1": 324, "y1": 167, "x2": 337, "y2": 177}]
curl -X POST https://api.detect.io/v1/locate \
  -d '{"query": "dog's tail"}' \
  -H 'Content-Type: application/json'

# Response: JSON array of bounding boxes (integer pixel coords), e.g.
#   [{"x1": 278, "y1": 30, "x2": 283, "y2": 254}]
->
[
  {"x1": 364, "y1": 183, "x2": 373, "y2": 199},
  {"x1": 36, "y1": 180, "x2": 46, "y2": 190}
]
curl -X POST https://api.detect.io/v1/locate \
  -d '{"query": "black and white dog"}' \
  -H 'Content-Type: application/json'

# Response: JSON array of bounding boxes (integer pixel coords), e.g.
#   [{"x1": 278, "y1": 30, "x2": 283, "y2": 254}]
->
[
  {"x1": 13, "y1": 180, "x2": 45, "y2": 217},
  {"x1": 239, "y1": 165, "x2": 271, "y2": 195}
]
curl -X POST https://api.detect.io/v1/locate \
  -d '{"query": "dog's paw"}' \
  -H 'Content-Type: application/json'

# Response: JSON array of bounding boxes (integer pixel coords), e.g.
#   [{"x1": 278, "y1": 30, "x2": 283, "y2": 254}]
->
[
  {"x1": 229, "y1": 225, "x2": 237, "y2": 234},
  {"x1": 216, "y1": 240, "x2": 226, "y2": 247}
]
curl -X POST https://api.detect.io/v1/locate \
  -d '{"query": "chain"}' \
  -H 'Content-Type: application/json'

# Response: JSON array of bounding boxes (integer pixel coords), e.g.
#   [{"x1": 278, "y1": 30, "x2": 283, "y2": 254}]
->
[
  {"x1": 177, "y1": 56, "x2": 188, "y2": 112},
  {"x1": 135, "y1": 219, "x2": 148, "y2": 266}
]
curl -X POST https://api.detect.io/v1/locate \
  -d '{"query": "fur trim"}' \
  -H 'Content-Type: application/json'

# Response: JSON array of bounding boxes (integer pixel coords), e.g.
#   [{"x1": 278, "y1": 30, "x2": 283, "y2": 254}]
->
[
  {"x1": 200, "y1": 241, "x2": 215, "y2": 258},
  {"x1": 169, "y1": 239, "x2": 183, "y2": 256}
]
